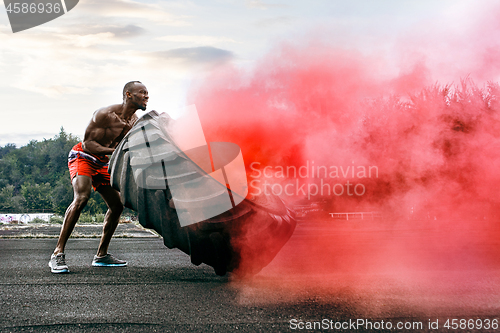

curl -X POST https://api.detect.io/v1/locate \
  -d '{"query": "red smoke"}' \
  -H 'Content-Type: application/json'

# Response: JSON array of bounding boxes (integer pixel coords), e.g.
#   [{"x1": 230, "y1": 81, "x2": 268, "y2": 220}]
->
[{"x1": 187, "y1": 3, "x2": 500, "y2": 312}]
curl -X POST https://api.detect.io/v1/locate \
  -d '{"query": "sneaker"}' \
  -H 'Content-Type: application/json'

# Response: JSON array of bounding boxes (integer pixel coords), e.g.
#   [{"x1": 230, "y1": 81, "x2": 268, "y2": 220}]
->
[
  {"x1": 49, "y1": 253, "x2": 69, "y2": 274},
  {"x1": 92, "y1": 253, "x2": 127, "y2": 267}
]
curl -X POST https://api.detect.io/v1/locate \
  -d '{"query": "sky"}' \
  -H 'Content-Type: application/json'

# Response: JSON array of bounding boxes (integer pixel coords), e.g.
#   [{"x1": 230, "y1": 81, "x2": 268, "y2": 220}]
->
[{"x1": 0, "y1": 0, "x2": 496, "y2": 146}]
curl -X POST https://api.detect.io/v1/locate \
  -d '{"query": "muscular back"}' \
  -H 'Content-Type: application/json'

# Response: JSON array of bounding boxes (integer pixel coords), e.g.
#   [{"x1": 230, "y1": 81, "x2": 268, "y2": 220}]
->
[{"x1": 82, "y1": 104, "x2": 138, "y2": 156}]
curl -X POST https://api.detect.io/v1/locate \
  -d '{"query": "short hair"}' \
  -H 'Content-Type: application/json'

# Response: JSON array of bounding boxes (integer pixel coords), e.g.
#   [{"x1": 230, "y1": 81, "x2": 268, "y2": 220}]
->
[{"x1": 123, "y1": 81, "x2": 142, "y2": 98}]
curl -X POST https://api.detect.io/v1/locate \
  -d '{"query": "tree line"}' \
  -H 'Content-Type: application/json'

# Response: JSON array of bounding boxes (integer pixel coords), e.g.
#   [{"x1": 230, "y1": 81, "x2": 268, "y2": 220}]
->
[{"x1": 0, "y1": 128, "x2": 109, "y2": 215}]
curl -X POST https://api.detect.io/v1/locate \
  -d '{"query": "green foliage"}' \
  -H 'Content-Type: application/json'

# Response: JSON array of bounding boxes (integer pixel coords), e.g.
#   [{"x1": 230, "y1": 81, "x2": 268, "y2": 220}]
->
[
  {"x1": 49, "y1": 215, "x2": 64, "y2": 224},
  {"x1": 21, "y1": 182, "x2": 52, "y2": 211},
  {"x1": 0, "y1": 185, "x2": 23, "y2": 211},
  {"x1": 77, "y1": 212, "x2": 105, "y2": 224},
  {"x1": 0, "y1": 143, "x2": 16, "y2": 159},
  {"x1": 0, "y1": 127, "x2": 109, "y2": 215},
  {"x1": 94, "y1": 214, "x2": 105, "y2": 223},
  {"x1": 31, "y1": 217, "x2": 46, "y2": 224},
  {"x1": 51, "y1": 171, "x2": 74, "y2": 215}
]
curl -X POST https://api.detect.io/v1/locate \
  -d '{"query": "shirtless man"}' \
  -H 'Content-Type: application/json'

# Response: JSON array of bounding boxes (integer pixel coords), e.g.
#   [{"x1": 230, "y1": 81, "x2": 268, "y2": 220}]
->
[{"x1": 49, "y1": 81, "x2": 149, "y2": 273}]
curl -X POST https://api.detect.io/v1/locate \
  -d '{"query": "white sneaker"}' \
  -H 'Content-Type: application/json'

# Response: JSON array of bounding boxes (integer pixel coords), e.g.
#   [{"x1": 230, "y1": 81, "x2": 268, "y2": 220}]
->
[{"x1": 49, "y1": 253, "x2": 69, "y2": 273}]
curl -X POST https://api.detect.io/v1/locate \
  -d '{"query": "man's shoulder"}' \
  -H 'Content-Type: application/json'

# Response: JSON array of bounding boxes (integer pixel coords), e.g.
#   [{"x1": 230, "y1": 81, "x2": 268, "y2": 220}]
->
[
  {"x1": 94, "y1": 104, "x2": 122, "y2": 115},
  {"x1": 91, "y1": 104, "x2": 122, "y2": 122}
]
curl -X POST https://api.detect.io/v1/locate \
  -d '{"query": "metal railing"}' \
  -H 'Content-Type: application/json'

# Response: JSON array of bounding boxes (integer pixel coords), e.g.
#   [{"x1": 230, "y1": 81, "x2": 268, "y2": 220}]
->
[{"x1": 329, "y1": 212, "x2": 382, "y2": 220}]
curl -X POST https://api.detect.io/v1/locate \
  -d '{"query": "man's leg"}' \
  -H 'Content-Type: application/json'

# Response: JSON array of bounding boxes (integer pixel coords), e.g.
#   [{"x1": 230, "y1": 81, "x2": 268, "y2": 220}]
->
[
  {"x1": 49, "y1": 175, "x2": 92, "y2": 273},
  {"x1": 54, "y1": 175, "x2": 92, "y2": 255},
  {"x1": 95, "y1": 185, "x2": 124, "y2": 257}
]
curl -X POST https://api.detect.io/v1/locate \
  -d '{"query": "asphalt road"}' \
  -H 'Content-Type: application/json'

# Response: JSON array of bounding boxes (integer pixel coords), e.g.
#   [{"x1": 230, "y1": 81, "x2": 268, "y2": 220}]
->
[{"x1": 1, "y1": 219, "x2": 500, "y2": 332}]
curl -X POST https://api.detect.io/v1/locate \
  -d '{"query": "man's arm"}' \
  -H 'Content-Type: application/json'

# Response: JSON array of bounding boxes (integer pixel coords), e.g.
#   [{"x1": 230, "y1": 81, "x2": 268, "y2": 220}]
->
[
  {"x1": 82, "y1": 140, "x2": 115, "y2": 155},
  {"x1": 82, "y1": 109, "x2": 117, "y2": 156}
]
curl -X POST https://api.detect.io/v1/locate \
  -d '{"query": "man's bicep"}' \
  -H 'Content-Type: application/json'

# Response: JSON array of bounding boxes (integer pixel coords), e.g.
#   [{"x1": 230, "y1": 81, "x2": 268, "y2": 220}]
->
[{"x1": 84, "y1": 111, "x2": 110, "y2": 140}]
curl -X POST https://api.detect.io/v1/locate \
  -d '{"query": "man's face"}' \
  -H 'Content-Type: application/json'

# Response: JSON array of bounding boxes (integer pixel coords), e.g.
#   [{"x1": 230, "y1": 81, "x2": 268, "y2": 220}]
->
[{"x1": 128, "y1": 83, "x2": 149, "y2": 111}]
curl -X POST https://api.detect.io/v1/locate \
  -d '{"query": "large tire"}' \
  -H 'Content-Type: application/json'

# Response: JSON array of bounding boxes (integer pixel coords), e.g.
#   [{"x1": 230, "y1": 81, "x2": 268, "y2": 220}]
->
[{"x1": 109, "y1": 111, "x2": 296, "y2": 276}]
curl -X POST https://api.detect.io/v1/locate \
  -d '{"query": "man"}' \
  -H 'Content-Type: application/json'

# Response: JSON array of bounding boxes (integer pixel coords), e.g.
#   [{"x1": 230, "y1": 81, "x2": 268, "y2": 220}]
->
[{"x1": 49, "y1": 81, "x2": 149, "y2": 273}]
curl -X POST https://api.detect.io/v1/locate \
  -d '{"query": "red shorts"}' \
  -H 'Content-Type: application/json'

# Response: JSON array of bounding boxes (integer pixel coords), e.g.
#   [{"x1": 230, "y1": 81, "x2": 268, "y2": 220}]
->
[{"x1": 68, "y1": 142, "x2": 110, "y2": 191}]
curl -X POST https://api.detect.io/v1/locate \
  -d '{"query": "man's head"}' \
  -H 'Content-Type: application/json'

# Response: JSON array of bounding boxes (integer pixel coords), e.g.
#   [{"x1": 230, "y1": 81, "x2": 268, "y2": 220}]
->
[{"x1": 123, "y1": 81, "x2": 149, "y2": 111}]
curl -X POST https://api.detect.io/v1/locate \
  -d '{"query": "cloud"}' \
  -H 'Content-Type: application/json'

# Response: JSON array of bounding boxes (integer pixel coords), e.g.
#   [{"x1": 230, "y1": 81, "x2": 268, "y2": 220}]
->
[
  {"x1": 0, "y1": 131, "x2": 65, "y2": 146},
  {"x1": 76, "y1": 0, "x2": 192, "y2": 26},
  {"x1": 0, "y1": 20, "x2": 153, "y2": 96},
  {"x1": 107, "y1": 24, "x2": 146, "y2": 38},
  {"x1": 156, "y1": 35, "x2": 238, "y2": 45},
  {"x1": 153, "y1": 46, "x2": 234, "y2": 68},
  {"x1": 0, "y1": 24, "x2": 11, "y2": 34},
  {"x1": 256, "y1": 15, "x2": 295, "y2": 27},
  {"x1": 58, "y1": 32, "x2": 129, "y2": 47},
  {"x1": 65, "y1": 24, "x2": 146, "y2": 38},
  {"x1": 246, "y1": 0, "x2": 288, "y2": 10}
]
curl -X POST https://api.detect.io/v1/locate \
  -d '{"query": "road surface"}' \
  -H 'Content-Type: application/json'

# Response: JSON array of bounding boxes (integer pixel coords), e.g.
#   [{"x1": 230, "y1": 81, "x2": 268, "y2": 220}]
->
[{"x1": 1, "y1": 219, "x2": 499, "y2": 332}]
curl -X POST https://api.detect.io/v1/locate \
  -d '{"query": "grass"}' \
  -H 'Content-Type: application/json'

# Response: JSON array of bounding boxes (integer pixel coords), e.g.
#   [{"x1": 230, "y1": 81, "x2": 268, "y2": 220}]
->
[{"x1": 0, "y1": 221, "x2": 158, "y2": 239}]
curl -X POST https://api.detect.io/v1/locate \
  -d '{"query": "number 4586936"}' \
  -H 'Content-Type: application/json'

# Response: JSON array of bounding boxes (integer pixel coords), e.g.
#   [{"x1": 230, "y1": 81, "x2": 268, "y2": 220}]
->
[
  {"x1": 444, "y1": 319, "x2": 498, "y2": 330},
  {"x1": 5, "y1": 2, "x2": 61, "y2": 14}
]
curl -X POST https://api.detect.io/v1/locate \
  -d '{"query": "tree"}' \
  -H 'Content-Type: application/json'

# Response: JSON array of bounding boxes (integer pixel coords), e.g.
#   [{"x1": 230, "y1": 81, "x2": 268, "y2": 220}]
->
[
  {"x1": 0, "y1": 185, "x2": 25, "y2": 212},
  {"x1": 47, "y1": 127, "x2": 80, "y2": 183},
  {"x1": 21, "y1": 182, "x2": 53, "y2": 212},
  {"x1": 0, "y1": 129, "x2": 115, "y2": 214},
  {"x1": 0, "y1": 143, "x2": 16, "y2": 159},
  {"x1": 0, "y1": 154, "x2": 22, "y2": 190},
  {"x1": 86, "y1": 190, "x2": 108, "y2": 215},
  {"x1": 51, "y1": 172, "x2": 73, "y2": 215}
]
